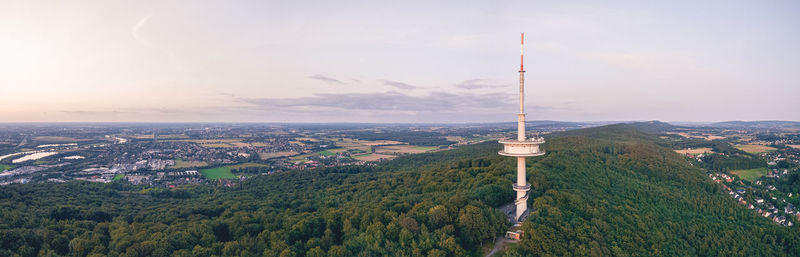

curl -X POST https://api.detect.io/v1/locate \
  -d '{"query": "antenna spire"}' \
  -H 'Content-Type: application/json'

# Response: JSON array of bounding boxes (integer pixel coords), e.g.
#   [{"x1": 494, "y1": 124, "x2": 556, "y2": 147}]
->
[{"x1": 520, "y1": 33, "x2": 524, "y2": 71}]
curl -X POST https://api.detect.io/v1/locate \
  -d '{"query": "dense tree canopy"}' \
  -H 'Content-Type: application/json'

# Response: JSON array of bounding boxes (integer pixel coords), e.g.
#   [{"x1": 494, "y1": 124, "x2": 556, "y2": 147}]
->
[
  {"x1": 504, "y1": 125, "x2": 800, "y2": 256},
  {"x1": 1, "y1": 124, "x2": 798, "y2": 256},
  {"x1": 0, "y1": 140, "x2": 511, "y2": 256}
]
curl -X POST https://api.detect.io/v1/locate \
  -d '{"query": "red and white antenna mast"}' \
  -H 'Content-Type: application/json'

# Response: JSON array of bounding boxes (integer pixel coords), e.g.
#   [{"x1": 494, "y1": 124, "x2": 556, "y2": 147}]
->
[
  {"x1": 518, "y1": 33, "x2": 526, "y2": 139},
  {"x1": 520, "y1": 32, "x2": 525, "y2": 71}
]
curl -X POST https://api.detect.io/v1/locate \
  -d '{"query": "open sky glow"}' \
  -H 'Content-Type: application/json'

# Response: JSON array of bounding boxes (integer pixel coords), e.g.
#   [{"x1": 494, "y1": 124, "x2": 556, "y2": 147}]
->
[{"x1": 1, "y1": 0, "x2": 798, "y2": 123}]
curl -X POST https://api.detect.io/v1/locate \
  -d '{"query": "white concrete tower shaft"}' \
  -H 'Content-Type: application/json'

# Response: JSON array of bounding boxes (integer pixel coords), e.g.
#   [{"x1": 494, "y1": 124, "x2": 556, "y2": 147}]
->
[
  {"x1": 498, "y1": 32, "x2": 544, "y2": 223},
  {"x1": 515, "y1": 32, "x2": 528, "y2": 221}
]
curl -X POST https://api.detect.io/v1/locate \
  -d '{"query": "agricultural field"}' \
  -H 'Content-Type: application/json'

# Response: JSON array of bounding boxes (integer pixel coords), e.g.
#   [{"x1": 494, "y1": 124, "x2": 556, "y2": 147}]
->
[
  {"x1": 665, "y1": 132, "x2": 725, "y2": 140},
  {"x1": 32, "y1": 136, "x2": 84, "y2": 142},
  {"x1": 332, "y1": 138, "x2": 373, "y2": 152},
  {"x1": 259, "y1": 151, "x2": 298, "y2": 160},
  {"x1": 286, "y1": 137, "x2": 435, "y2": 163},
  {"x1": 112, "y1": 174, "x2": 125, "y2": 181},
  {"x1": 130, "y1": 134, "x2": 189, "y2": 139},
  {"x1": 730, "y1": 167, "x2": 769, "y2": 181},
  {"x1": 172, "y1": 159, "x2": 209, "y2": 169},
  {"x1": 158, "y1": 134, "x2": 190, "y2": 139},
  {"x1": 353, "y1": 153, "x2": 395, "y2": 162},
  {"x1": 290, "y1": 149, "x2": 343, "y2": 161},
  {"x1": 228, "y1": 163, "x2": 270, "y2": 169},
  {"x1": 361, "y1": 140, "x2": 404, "y2": 146},
  {"x1": 674, "y1": 148, "x2": 714, "y2": 155},
  {"x1": 735, "y1": 144, "x2": 777, "y2": 154},
  {"x1": 375, "y1": 145, "x2": 437, "y2": 154},
  {"x1": 162, "y1": 139, "x2": 266, "y2": 148}
]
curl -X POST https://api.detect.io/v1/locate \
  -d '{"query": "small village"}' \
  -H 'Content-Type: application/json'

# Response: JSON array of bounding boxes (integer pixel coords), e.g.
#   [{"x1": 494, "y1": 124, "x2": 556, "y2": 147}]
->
[{"x1": 674, "y1": 127, "x2": 800, "y2": 227}]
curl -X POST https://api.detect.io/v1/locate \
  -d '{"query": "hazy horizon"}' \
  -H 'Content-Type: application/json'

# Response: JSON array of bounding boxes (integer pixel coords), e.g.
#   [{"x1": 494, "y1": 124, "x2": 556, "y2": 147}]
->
[{"x1": 2, "y1": 1, "x2": 798, "y2": 123}]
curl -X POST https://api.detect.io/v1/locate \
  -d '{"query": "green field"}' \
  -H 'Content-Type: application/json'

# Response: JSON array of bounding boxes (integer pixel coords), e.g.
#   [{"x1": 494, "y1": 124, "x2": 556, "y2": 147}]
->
[
  {"x1": 411, "y1": 146, "x2": 437, "y2": 151},
  {"x1": 318, "y1": 150, "x2": 337, "y2": 156},
  {"x1": 0, "y1": 164, "x2": 14, "y2": 171},
  {"x1": 731, "y1": 167, "x2": 769, "y2": 181},
  {"x1": 112, "y1": 174, "x2": 125, "y2": 181},
  {"x1": 200, "y1": 163, "x2": 270, "y2": 180},
  {"x1": 290, "y1": 148, "x2": 344, "y2": 161},
  {"x1": 228, "y1": 163, "x2": 269, "y2": 169},
  {"x1": 172, "y1": 159, "x2": 209, "y2": 169},
  {"x1": 200, "y1": 167, "x2": 238, "y2": 180}
]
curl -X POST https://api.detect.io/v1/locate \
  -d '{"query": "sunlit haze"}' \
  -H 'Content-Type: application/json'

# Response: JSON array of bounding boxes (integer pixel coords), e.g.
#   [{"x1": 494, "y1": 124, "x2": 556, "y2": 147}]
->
[{"x1": 1, "y1": 0, "x2": 798, "y2": 123}]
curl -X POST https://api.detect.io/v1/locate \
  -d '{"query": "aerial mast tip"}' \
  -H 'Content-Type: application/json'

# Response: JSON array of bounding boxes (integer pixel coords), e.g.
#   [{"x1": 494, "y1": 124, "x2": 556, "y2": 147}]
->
[{"x1": 520, "y1": 33, "x2": 524, "y2": 71}]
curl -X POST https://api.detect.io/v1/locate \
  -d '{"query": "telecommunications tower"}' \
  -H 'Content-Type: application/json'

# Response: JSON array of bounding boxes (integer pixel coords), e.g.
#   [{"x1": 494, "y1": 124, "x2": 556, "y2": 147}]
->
[{"x1": 498, "y1": 33, "x2": 545, "y2": 222}]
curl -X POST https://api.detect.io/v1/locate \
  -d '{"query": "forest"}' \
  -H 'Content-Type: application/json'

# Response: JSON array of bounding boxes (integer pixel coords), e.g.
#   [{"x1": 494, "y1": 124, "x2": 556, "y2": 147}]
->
[{"x1": 1, "y1": 123, "x2": 799, "y2": 256}]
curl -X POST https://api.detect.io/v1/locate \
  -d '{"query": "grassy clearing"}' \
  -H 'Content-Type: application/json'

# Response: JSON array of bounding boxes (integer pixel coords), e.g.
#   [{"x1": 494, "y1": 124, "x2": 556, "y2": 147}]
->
[
  {"x1": 172, "y1": 159, "x2": 209, "y2": 169},
  {"x1": 731, "y1": 167, "x2": 769, "y2": 181},
  {"x1": 318, "y1": 149, "x2": 342, "y2": 156},
  {"x1": 0, "y1": 164, "x2": 14, "y2": 171},
  {"x1": 200, "y1": 167, "x2": 238, "y2": 180},
  {"x1": 411, "y1": 146, "x2": 437, "y2": 151},
  {"x1": 348, "y1": 149, "x2": 367, "y2": 154},
  {"x1": 674, "y1": 148, "x2": 714, "y2": 155},
  {"x1": 353, "y1": 153, "x2": 395, "y2": 162},
  {"x1": 200, "y1": 163, "x2": 270, "y2": 180},
  {"x1": 735, "y1": 144, "x2": 777, "y2": 154},
  {"x1": 112, "y1": 174, "x2": 125, "y2": 181},
  {"x1": 375, "y1": 145, "x2": 435, "y2": 154}
]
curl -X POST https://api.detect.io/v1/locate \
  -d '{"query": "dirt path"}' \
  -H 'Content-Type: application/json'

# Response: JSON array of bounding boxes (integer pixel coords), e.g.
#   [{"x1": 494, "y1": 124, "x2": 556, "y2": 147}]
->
[
  {"x1": 486, "y1": 237, "x2": 517, "y2": 257},
  {"x1": 485, "y1": 202, "x2": 522, "y2": 257}
]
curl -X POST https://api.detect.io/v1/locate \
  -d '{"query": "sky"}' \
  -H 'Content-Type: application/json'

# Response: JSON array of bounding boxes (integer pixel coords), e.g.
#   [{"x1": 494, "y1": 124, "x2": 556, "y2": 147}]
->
[{"x1": 1, "y1": 0, "x2": 798, "y2": 123}]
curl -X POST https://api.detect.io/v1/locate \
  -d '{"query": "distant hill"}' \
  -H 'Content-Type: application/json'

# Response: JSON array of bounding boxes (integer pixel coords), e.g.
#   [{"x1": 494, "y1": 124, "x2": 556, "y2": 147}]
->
[
  {"x1": 489, "y1": 120, "x2": 596, "y2": 130},
  {"x1": 707, "y1": 120, "x2": 800, "y2": 129},
  {"x1": 1, "y1": 123, "x2": 798, "y2": 256}
]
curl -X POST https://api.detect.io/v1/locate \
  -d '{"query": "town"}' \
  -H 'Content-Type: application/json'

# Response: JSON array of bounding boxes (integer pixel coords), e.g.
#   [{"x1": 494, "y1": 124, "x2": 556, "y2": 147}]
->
[{"x1": 0, "y1": 122, "x2": 583, "y2": 187}]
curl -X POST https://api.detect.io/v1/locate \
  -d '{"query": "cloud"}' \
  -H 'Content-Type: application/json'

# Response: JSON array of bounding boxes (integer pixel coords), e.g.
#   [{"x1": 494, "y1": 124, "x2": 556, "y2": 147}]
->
[
  {"x1": 235, "y1": 91, "x2": 560, "y2": 123},
  {"x1": 455, "y1": 79, "x2": 510, "y2": 89},
  {"x1": 308, "y1": 74, "x2": 344, "y2": 85},
  {"x1": 61, "y1": 110, "x2": 137, "y2": 115},
  {"x1": 382, "y1": 80, "x2": 417, "y2": 90},
  {"x1": 240, "y1": 91, "x2": 521, "y2": 112},
  {"x1": 131, "y1": 12, "x2": 155, "y2": 46},
  {"x1": 130, "y1": 12, "x2": 186, "y2": 71}
]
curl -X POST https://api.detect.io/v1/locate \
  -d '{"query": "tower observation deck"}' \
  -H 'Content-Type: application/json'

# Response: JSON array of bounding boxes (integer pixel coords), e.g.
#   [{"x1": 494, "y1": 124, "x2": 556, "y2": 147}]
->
[{"x1": 499, "y1": 33, "x2": 545, "y2": 223}]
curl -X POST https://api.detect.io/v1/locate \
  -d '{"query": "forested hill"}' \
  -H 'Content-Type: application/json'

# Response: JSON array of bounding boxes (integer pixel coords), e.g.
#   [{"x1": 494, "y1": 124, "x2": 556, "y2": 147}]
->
[
  {"x1": 507, "y1": 123, "x2": 800, "y2": 256},
  {"x1": 1, "y1": 123, "x2": 799, "y2": 257}
]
